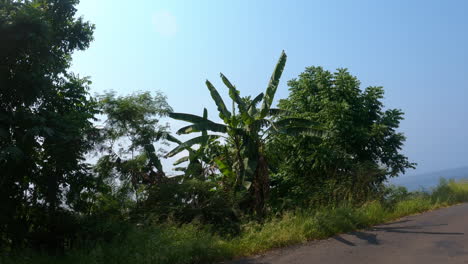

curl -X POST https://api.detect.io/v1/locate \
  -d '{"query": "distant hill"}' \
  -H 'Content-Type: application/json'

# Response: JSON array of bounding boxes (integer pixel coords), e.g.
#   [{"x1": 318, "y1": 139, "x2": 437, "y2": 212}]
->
[{"x1": 389, "y1": 166, "x2": 468, "y2": 191}]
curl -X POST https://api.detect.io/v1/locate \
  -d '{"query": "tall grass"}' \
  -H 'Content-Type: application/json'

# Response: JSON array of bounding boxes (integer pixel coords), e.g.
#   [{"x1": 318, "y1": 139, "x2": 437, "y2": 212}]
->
[{"x1": 4, "y1": 179, "x2": 468, "y2": 264}]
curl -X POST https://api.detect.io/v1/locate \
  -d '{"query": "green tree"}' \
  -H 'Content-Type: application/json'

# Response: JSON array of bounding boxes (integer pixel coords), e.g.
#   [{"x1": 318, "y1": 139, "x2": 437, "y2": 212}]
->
[
  {"x1": 268, "y1": 66, "x2": 415, "y2": 208},
  {"x1": 95, "y1": 91, "x2": 173, "y2": 203},
  {"x1": 168, "y1": 51, "x2": 319, "y2": 216},
  {"x1": 0, "y1": 0, "x2": 96, "y2": 250}
]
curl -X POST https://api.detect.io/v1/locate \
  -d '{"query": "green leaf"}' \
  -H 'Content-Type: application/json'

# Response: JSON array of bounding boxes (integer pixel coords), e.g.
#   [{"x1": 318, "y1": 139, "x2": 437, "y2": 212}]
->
[
  {"x1": 247, "y1": 93, "x2": 264, "y2": 117},
  {"x1": 273, "y1": 118, "x2": 318, "y2": 129},
  {"x1": 169, "y1": 112, "x2": 206, "y2": 123},
  {"x1": 214, "y1": 158, "x2": 235, "y2": 178},
  {"x1": 173, "y1": 167, "x2": 186, "y2": 172},
  {"x1": 176, "y1": 121, "x2": 227, "y2": 135},
  {"x1": 243, "y1": 157, "x2": 257, "y2": 179},
  {"x1": 278, "y1": 126, "x2": 324, "y2": 137},
  {"x1": 220, "y1": 73, "x2": 248, "y2": 116},
  {"x1": 251, "y1": 119, "x2": 270, "y2": 130},
  {"x1": 202, "y1": 108, "x2": 209, "y2": 138},
  {"x1": 165, "y1": 134, "x2": 182, "y2": 144},
  {"x1": 268, "y1": 108, "x2": 289, "y2": 116},
  {"x1": 206, "y1": 80, "x2": 231, "y2": 122},
  {"x1": 249, "y1": 93, "x2": 264, "y2": 110},
  {"x1": 166, "y1": 135, "x2": 220, "y2": 157},
  {"x1": 260, "y1": 50, "x2": 287, "y2": 118},
  {"x1": 173, "y1": 156, "x2": 189, "y2": 166},
  {"x1": 271, "y1": 117, "x2": 323, "y2": 137},
  {"x1": 144, "y1": 144, "x2": 155, "y2": 153}
]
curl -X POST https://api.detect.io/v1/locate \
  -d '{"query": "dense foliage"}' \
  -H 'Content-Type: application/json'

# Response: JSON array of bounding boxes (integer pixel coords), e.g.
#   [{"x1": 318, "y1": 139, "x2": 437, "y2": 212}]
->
[
  {"x1": 0, "y1": 0, "x2": 96, "y2": 251},
  {"x1": 0, "y1": 0, "x2": 418, "y2": 261},
  {"x1": 95, "y1": 91, "x2": 173, "y2": 202},
  {"x1": 268, "y1": 67, "x2": 416, "y2": 209}
]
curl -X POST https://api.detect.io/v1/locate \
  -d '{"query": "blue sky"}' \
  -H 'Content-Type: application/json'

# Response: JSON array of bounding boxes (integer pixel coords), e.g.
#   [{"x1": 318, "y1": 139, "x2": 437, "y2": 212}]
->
[{"x1": 71, "y1": 0, "x2": 468, "y2": 176}]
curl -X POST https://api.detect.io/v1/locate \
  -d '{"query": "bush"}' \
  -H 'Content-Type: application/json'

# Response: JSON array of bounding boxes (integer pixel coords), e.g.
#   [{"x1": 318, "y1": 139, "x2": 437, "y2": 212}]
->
[
  {"x1": 138, "y1": 179, "x2": 241, "y2": 236},
  {"x1": 381, "y1": 185, "x2": 411, "y2": 207}
]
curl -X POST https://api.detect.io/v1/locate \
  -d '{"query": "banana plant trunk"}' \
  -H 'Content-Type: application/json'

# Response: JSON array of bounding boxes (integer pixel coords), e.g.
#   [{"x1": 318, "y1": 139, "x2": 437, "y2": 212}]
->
[{"x1": 251, "y1": 153, "x2": 270, "y2": 217}]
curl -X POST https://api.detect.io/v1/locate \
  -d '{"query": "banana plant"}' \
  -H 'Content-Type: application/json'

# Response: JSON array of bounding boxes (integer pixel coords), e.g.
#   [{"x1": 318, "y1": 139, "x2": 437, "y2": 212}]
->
[
  {"x1": 169, "y1": 108, "x2": 220, "y2": 180},
  {"x1": 167, "y1": 51, "x2": 320, "y2": 216}
]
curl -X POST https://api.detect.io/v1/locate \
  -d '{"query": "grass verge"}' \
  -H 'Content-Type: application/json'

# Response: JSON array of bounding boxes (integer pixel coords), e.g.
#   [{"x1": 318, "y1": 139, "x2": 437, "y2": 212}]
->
[{"x1": 3, "y1": 179, "x2": 468, "y2": 264}]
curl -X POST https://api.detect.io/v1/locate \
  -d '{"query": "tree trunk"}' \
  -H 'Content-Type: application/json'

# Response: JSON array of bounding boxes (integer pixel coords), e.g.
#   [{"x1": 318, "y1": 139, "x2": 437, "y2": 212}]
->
[{"x1": 252, "y1": 153, "x2": 269, "y2": 217}]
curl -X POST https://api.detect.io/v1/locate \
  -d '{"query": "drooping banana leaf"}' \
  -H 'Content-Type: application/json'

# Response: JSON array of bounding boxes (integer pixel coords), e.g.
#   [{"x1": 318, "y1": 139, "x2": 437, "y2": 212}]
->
[
  {"x1": 176, "y1": 121, "x2": 227, "y2": 135},
  {"x1": 166, "y1": 135, "x2": 220, "y2": 157},
  {"x1": 165, "y1": 133, "x2": 182, "y2": 144},
  {"x1": 169, "y1": 112, "x2": 206, "y2": 123},
  {"x1": 173, "y1": 156, "x2": 189, "y2": 166}
]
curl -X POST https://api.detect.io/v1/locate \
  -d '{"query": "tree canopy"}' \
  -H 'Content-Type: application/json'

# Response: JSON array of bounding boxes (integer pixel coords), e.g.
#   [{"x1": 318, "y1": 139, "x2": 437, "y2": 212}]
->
[
  {"x1": 268, "y1": 66, "x2": 415, "y2": 208},
  {"x1": 0, "y1": 0, "x2": 96, "y2": 249}
]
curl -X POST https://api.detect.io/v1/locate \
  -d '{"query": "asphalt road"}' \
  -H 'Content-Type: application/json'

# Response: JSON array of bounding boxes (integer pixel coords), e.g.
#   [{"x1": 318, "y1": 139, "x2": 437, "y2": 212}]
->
[{"x1": 230, "y1": 203, "x2": 468, "y2": 264}]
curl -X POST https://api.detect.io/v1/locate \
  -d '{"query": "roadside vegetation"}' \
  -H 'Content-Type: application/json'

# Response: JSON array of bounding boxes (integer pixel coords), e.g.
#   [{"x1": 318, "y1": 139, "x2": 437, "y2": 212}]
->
[
  {"x1": 1, "y1": 1, "x2": 467, "y2": 264},
  {"x1": 4, "y1": 180, "x2": 468, "y2": 264}
]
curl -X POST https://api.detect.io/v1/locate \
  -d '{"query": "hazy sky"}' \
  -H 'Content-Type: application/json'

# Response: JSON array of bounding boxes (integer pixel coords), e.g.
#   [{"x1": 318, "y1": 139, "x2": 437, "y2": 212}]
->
[{"x1": 71, "y1": 0, "x2": 468, "y2": 176}]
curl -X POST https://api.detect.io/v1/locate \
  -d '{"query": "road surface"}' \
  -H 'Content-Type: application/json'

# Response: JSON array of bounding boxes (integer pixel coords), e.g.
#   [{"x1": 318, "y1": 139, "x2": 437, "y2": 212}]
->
[{"x1": 230, "y1": 203, "x2": 468, "y2": 264}]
